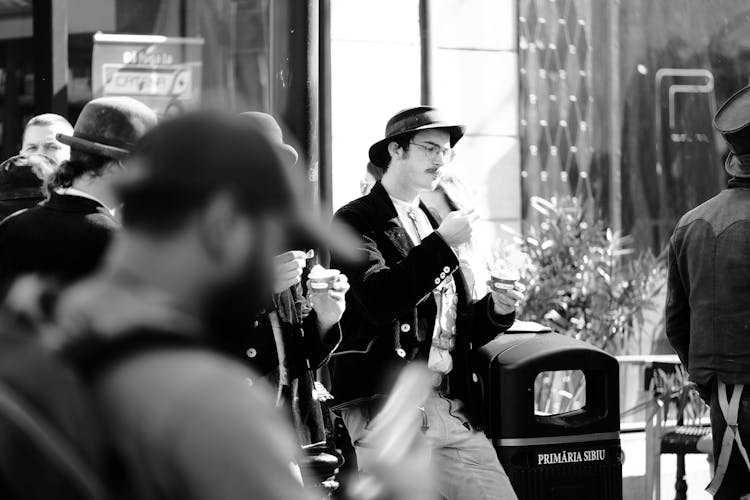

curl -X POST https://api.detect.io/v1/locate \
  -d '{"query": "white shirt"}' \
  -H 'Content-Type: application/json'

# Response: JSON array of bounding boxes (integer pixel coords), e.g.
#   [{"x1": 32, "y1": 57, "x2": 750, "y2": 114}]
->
[{"x1": 389, "y1": 195, "x2": 455, "y2": 374}]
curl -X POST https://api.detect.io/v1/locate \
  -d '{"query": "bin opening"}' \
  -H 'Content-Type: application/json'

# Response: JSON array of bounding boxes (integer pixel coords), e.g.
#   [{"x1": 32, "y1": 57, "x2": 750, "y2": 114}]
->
[{"x1": 534, "y1": 370, "x2": 587, "y2": 416}]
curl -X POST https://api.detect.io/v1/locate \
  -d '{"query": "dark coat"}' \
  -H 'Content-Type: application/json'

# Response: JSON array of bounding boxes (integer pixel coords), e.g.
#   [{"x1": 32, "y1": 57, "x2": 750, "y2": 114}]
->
[
  {"x1": 0, "y1": 192, "x2": 119, "y2": 294},
  {"x1": 330, "y1": 182, "x2": 514, "y2": 427},
  {"x1": 243, "y1": 287, "x2": 341, "y2": 446},
  {"x1": 0, "y1": 195, "x2": 43, "y2": 222},
  {"x1": 667, "y1": 177, "x2": 750, "y2": 394}
]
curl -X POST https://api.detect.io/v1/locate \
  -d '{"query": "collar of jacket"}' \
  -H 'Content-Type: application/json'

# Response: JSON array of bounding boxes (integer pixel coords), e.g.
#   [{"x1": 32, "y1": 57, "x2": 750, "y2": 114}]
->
[
  {"x1": 728, "y1": 177, "x2": 750, "y2": 190},
  {"x1": 44, "y1": 191, "x2": 114, "y2": 218},
  {"x1": 368, "y1": 182, "x2": 441, "y2": 257}
]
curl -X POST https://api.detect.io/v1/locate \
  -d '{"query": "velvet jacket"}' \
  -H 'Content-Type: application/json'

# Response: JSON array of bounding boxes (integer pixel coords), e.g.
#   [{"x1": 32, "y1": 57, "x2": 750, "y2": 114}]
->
[{"x1": 330, "y1": 182, "x2": 514, "y2": 427}]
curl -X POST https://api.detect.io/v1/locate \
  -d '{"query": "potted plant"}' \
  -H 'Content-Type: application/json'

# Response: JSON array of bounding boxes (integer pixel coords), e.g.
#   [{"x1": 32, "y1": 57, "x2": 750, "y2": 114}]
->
[{"x1": 497, "y1": 196, "x2": 668, "y2": 413}]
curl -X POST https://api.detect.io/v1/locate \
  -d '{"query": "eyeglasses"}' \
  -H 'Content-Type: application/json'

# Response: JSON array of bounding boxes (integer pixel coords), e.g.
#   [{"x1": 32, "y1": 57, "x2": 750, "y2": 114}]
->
[{"x1": 409, "y1": 141, "x2": 455, "y2": 163}]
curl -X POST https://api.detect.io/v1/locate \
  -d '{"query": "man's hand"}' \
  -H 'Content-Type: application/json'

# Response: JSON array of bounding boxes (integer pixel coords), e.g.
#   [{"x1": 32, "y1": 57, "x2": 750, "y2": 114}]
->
[
  {"x1": 273, "y1": 251, "x2": 308, "y2": 294},
  {"x1": 308, "y1": 274, "x2": 350, "y2": 333},
  {"x1": 436, "y1": 209, "x2": 480, "y2": 247},
  {"x1": 491, "y1": 282, "x2": 526, "y2": 316}
]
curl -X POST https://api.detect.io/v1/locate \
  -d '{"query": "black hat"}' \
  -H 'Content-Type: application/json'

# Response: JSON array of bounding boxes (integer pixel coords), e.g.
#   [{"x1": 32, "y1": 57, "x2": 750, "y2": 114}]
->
[
  {"x1": 0, "y1": 154, "x2": 54, "y2": 219},
  {"x1": 57, "y1": 97, "x2": 158, "y2": 161},
  {"x1": 0, "y1": 154, "x2": 54, "y2": 199},
  {"x1": 715, "y1": 85, "x2": 750, "y2": 178},
  {"x1": 240, "y1": 112, "x2": 299, "y2": 165},
  {"x1": 118, "y1": 111, "x2": 359, "y2": 261},
  {"x1": 368, "y1": 106, "x2": 465, "y2": 168}
]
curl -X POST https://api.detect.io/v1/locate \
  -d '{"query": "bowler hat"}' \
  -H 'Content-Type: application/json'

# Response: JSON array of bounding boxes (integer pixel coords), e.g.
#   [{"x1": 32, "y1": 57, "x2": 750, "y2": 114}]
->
[
  {"x1": 368, "y1": 106, "x2": 465, "y2": 168},
  {"x1": 57, "y1": 97, "x2": 158, "y2": 161},
  {"x1": 240, "y1": 112, "x2": 299, "y2": 165},
  {"x1": 715, "y1": 85, "x2": 750, "y2": 178}
]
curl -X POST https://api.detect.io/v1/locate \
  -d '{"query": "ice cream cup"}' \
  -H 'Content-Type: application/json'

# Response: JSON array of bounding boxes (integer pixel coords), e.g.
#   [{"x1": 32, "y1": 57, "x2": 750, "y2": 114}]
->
[
  {"x1": 309, "y1": 267, "x2": 341, "y2": 293},
  {"x1": 489, "y1": 268, "x2": 520, "y2": 291}
]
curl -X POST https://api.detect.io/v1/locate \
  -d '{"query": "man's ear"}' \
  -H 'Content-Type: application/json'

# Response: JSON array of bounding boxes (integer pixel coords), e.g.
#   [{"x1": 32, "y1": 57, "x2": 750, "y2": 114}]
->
[
  {"x1": 198, "y1": 192, "x2": 251, "y2": 263},
  {"x1": 387, "y1": 141, "x2": 402, "y2": 161}
]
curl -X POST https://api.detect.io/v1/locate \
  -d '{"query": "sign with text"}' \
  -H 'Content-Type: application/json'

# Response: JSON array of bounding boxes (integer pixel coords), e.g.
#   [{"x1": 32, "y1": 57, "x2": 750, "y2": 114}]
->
[{"x1": 92, "y1": 33, "x2": 204, "y2": 117}]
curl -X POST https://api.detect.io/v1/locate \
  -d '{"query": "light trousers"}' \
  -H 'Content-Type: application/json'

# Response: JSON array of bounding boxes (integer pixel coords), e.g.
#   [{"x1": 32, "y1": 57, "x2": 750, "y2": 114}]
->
[{"x1": 341, "y1": 392, "x2": 518, "y2": 500}]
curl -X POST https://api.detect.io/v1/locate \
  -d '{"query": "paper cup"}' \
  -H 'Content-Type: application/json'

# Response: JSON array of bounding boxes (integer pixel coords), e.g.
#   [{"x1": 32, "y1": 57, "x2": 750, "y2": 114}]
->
[
  {"x1": 309, "y1": 268, "x2": 340, "y2": 293},
  {"x1": 489, "y1": 268, "x2": 520, "y2": 291}
]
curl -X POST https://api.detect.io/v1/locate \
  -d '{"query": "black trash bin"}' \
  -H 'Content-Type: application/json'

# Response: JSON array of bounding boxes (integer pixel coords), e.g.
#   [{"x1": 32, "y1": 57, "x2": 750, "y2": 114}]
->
[{"x1": 474, "y1": 331, "x2": 622, "y2": 500}]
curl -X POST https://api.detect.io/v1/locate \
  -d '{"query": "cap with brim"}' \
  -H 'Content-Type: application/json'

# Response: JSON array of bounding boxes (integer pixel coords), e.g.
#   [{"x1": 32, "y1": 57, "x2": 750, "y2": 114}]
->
[
  {"x1": 715, "y1": 85, "x2": 750, "y2": 178},
  {"x1": 369, "y1": 106, "x2": 466, "y2": 168},
  {"x1": 118, "y1": 111, "x2": 360, "y2": 263}
]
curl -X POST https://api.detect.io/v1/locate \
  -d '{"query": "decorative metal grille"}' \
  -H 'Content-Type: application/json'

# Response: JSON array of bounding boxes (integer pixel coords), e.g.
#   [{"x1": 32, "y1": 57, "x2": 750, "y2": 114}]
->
[{"x1": 518, "y1": 0, "x2": 595, "y2": 215}]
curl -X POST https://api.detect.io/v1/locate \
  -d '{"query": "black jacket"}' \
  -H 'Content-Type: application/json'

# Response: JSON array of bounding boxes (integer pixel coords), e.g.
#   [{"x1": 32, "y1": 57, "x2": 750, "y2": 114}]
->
[
  {"x1": 0, "y1": 192, "x2": 119, "y2": 294},
  {"x1": 667, "y1": 178, "x2": 750, "y2": 393},
  {"x1": 330, "y1": 183, "x2": 514, "y2": 426},
  {"x1": 243, "y1": 287, "x2": 341, "y2": 446}
]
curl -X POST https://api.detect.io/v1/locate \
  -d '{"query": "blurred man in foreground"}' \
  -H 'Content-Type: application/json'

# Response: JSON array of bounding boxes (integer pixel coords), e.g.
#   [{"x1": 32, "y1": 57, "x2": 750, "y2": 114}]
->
[
  {"x1": 0, "y1": 97, "x2": 157, "y2": 296},
  {"x1": 331, "y1": 106, "x2": 522, "y2": 499},
  {"x1": 667, "y1": 86, "x2": 750, "y2": 499},
  {"x1": 20, "y1": 113, "x2": 73, "y2": 167},
  {"x1": 55, "y1": 112, "x2": 322, "y2": 500}
]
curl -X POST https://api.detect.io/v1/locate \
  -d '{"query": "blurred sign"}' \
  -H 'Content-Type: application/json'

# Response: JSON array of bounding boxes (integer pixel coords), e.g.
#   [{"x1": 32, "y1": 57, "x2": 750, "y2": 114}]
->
[{"x1": 92, "y1": 33, "x2": 204, "y2": 117}]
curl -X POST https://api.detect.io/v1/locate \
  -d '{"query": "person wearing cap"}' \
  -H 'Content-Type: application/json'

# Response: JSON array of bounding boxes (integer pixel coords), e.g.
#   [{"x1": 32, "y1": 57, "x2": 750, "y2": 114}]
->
[
  {"x1": 52, "y1": 111, "x2": 321, "y2": 500},
  {"x1": 330, "y1": 106, "x2": 522, "y2": 499},
  {"x1": 0, "y1": 154, "x2": 56, "y2": 220},
  {"x1": 239, "y1": 112, "x2": 348, "y2": 464},
  {"x1": 666, "y1": 86, "x2": 750, "y2": 499},
  {"x1": 0, "y1": 97, "x2": 157, "y2": 297},
  {"x1": 20, "y1": 113, "x2": 73, "y2": 167}
]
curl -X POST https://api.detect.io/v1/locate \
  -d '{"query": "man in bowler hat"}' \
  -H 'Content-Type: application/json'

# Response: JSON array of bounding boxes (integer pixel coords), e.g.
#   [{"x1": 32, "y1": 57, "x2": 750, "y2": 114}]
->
[
  {"x1": 0, "y1": 97, "x2": 157, "y2": 297},
  {"x1": 330, "y1": 106, "x2": 523, "y2": 499},
  {"x1": 239, "y1": 112, "x2": 349, "y2": 466},
  {"x1": 666, "y1": 86, "x2": 750, "y2": 499}
]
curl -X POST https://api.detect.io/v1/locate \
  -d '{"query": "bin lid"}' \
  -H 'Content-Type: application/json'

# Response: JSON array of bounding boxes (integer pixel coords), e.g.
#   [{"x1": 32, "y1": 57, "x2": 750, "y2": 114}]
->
[{"x1": 477, "y1": 332, "x2": 617, "y2": 373}]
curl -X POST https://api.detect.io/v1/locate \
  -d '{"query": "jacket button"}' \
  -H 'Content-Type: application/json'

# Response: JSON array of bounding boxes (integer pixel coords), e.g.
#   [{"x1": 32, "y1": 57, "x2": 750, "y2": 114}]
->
[
  {"x1": 439, "y1": 272, "x2": 446, "y2": 279},
  {"x1": 396, "y1": 348, "x2": 406, "y2": 358},
  {"x1": 246, "y1": 348, "x2": 257, "y2": 358},
  {"x1": 400, "y1": 324, "x2": 411, "y2": 333},
  {"x1": 434, "y1": 278, "x2": 441, "y2": 285},
  {"x1": 443, "y1": 266, "x2": 451, "y2": 273},
  {"x1": 472, "y1": 373, "x2": 479, "y2": 383}
]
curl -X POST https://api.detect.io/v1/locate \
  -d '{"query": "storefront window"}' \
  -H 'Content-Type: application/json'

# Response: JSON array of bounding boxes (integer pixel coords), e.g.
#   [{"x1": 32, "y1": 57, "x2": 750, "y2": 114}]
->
[{"x1": 518, "y1": 0, "x2": 750, "y2": 253}]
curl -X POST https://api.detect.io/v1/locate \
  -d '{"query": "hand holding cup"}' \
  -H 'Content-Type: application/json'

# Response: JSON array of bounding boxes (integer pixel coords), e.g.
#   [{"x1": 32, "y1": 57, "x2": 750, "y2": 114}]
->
[
  {"x1": 488, "y1": 267, "x2": 525, "y2": 316},
  {"x1": 436, "y1": 209, "x2": 480, "y2": 247}
]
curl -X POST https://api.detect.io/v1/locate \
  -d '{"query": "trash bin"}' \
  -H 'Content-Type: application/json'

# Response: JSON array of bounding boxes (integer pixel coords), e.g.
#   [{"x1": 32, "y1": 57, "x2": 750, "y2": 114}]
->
[{"x1": 474, "y1": 331, "x2": 622, "y2": 500}]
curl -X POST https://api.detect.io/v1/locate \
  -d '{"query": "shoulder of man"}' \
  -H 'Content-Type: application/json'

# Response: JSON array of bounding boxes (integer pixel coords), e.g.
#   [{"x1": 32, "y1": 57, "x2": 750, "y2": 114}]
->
[
  {"x1": 97, "y1": 349, "x2": 312, "y2": 500},
  {"x1": 334, "y1": 192, "x2": 382, "y2": 234}
]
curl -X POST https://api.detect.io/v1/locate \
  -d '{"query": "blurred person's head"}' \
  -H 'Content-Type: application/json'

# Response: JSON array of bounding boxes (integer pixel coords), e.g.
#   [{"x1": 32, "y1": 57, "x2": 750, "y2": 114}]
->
[
  {"x1": 361, "y1": 161, "x2": 383, "y2": 196},
  {"x1": 369, "y1": 107, "x2": 464, "y2": 199},
  {"x1": 21, "y1": 114, "x2": 73, "y2": 167},
  {"x1": 0, "y1": 154, "x2": 56, "y2": 219},
  {"x1": 113, "y1": 111, "x2": 327, "y2": 348},
  {"x1": 50, "y1": 97, "x2": 158, "y2": 206}
]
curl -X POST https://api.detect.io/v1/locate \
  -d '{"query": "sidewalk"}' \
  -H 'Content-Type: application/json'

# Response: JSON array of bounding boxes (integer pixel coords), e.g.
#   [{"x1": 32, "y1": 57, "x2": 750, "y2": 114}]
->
[{"x1": 621, "y1": 431, "x2": 712, "y2": 500}]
